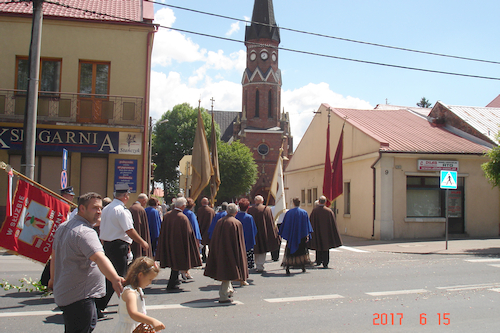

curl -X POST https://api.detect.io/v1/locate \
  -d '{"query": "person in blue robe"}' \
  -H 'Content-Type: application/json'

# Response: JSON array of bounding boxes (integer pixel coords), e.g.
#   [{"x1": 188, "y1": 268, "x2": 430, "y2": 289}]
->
[
  {"x1": 235, "y1": 198, "x2": 258, "y2": 274},
  {"x1": 279, "y1": 198, "x2": 313, "y2": 275},
  {"x1": 181, "y1": 197, "x2": 202, "y2": 280},
  {"x1": 207, "y1": 202, "x2": 228, "y2": 239}
]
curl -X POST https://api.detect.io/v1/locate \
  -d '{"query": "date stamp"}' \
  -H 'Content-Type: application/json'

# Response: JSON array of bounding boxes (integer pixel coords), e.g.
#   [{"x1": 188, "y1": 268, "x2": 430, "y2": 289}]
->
[{"x1": 373, "y1": 313, "x2": 451, "y2": 326}]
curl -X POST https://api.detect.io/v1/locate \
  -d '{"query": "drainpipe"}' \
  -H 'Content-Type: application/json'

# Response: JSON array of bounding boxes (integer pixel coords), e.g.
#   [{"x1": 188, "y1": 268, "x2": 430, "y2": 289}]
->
[
  {"x1": 143, "y1": 25, "x2": 157, "y2": 194},
  {"x1": 370, "y1": 151, "x2": 382, "y2": 238}
]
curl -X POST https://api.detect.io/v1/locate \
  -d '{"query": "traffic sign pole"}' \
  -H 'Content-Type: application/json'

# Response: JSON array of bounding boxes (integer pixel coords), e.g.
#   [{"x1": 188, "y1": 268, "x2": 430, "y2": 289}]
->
[{"x1": 445, "y1": 189, "x2": 449, "y2": 250}]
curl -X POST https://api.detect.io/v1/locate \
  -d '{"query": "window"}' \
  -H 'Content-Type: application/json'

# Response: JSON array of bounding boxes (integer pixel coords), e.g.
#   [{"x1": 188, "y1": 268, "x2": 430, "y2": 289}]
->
[
  {"x1": 344, "y1": 182, "x2": 351, "y2": 214},
  {"x1": 312, "y1": 187, "x2": 318, "y2": 204},
  {"x1": 79, "y1": 61, "x2": 109, "y2": 97},
  {"x1": 268, "y1": 90, "x2": 272, "y2": 118},
  {"x1": 307, "y1": 188, "x2": 312, "y2": 204},
  {"x1": 406, "y1": 176, "x2": 443, "y2": 217},
  {"x1": 255, "y1": 90, "x2": 260, "y2": 117},
  {"x1": 257, "y1": 143, "x2": 269, "y2": 156},
  {"x1": 301, "y1": 189, "x2": 305, "y2": 205},
  {"x1": 16, "y1": 57, "x2": 61, "y2": 93},
  {"x1": 78, "y1": 61, "x2": 110, "y2": 123}
]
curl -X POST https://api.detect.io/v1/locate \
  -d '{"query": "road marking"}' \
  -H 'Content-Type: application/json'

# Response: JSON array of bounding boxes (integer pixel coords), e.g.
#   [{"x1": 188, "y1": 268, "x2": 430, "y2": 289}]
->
[
  {"x1": 366, "y1": 289, "x2": 428, "y2": 297},
  {"x1": 489, "y1": 288, "x2": 500, "y2": 293},
  {"x1": 465, "y1": 258, "x2": 500, "y2": 263},
  {"x1": 488, "y1": 264, "x2": 500, "y2": 268},
  {"x1": 436, "y1": 282, "x2": 500, "y2": 291},
  {"x1": 338, "y1": 246, "x2": 369, "y2": 253},
  {"x1": 0, "y1": 310, "x2": 62, "y2": 317},
  {"x1": 264, "y1": 294, "x2": 344, "y2": 303}
]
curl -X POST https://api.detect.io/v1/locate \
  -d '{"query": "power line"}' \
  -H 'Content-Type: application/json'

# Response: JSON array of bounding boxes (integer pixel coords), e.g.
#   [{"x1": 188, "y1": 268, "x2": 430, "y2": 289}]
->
[
  {"x1": 148, "y1": 0, "x2": 500, "y2": 66},
  {"x1": 13, "y1": 0, "x2": 500, "y2": 81}
]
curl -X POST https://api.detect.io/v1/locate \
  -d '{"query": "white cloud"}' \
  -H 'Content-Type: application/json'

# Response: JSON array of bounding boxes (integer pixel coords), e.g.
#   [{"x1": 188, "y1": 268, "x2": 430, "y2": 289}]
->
[
  {"x1": 152, "y1": 8, "x2": 206, "y2": 67},
  {"x1": 226, "y1": 21, "x2": 240, "y2": 36},
  {"x1": 282, "y1": 82, "x2": 372, "y2": 149}
]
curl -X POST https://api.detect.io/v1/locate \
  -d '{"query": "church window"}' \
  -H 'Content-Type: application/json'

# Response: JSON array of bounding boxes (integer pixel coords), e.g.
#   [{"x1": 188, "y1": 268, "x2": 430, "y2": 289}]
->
[
  {"x1": 255, "y1": 90, "x2": 260, "y2": 117},
  {"x1": 268, "y1": 90, "x2": 272, "y2": 118},
  {"x1": 257, "y1": 143, "x2": 269, "y2": 156}
]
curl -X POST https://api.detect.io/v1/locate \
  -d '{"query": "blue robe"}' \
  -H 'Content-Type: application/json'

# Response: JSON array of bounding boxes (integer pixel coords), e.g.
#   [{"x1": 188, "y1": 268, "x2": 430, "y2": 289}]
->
[
  {"x1": 235, "y1": 212, "x2": 258, "y2": 251},
  {"x1": 145, "y1": 206, "x2": 162, "y2": 255},
  {"x1": 279, "y1": 207, "x2": 313, "y2": 255},
  {"x1": 208, "y1": 210, "x2": 227, "y2": 239},
  {"x1": 183, "y1": 208, "x2": 202, "y2": 240}
]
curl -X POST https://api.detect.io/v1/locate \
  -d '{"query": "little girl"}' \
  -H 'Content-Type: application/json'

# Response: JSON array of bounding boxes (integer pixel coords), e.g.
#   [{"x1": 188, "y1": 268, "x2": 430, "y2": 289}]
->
[{"x1": 112, "y1": 257, "x2": 165, "y2": 333}]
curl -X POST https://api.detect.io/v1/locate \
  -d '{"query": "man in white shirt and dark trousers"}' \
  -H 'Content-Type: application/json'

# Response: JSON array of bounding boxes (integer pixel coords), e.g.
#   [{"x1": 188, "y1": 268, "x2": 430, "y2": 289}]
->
[{"x1": 95, "y1": 183, "x2": 149, "y2": 318}]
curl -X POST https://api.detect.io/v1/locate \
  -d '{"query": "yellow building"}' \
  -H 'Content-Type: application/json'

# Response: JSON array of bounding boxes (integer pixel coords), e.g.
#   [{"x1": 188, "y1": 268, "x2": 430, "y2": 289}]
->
[
  {"x1": 285, "y1": 103, "x2": 499, "y2": 240},
  {"x1": 0, "y1": 1, "x2": 156, "y2": 221}
]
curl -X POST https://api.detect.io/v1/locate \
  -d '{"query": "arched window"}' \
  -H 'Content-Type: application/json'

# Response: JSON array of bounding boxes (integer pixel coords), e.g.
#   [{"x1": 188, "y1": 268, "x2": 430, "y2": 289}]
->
[
  {"x1": 268, "y1": 90, "x2": 272, "y2": 118},
  {"x1": 255, "y1": 90, "x2": 260, "y2": 117}
]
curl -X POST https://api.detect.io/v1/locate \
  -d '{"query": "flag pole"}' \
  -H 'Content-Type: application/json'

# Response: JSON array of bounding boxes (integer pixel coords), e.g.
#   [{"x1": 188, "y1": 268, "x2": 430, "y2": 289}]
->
[
  {"x1": 267, "y1": 142, "x2": 285, "y2": 206},
  {"x1": 1, "y1": 161, "x2": 77, "y2": 208}
]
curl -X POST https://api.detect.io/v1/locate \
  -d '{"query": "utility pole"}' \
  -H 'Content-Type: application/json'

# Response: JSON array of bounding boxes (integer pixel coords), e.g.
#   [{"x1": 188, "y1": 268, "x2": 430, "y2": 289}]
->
[{"x1": 21, "y1": 0, "x2": 43, "y2": 179}]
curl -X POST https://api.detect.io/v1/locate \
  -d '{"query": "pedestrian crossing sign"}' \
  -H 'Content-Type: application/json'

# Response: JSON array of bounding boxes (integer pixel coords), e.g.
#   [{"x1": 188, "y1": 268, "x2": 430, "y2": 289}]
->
[{"x1": 440, "y1": 170, "x2": 457, "y2": 189}]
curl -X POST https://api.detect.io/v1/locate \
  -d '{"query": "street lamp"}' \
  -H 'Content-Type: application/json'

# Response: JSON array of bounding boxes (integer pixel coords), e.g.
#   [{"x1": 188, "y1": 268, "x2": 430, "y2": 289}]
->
[{"x1": 148, "y1": 117, "x2": 168, "y2": 194}]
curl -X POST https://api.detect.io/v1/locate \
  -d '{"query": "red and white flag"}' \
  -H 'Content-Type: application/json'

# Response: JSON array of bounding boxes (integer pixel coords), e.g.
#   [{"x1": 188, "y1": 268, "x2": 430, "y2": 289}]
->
[{"x1": 0, "y1": 179, "x2": 69, "y2": 264}]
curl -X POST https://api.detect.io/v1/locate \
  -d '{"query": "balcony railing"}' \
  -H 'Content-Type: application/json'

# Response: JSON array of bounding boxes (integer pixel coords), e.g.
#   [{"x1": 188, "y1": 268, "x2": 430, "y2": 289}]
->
[{"x1": 0, "y1": 89, "x2": 144, "y2": 126}]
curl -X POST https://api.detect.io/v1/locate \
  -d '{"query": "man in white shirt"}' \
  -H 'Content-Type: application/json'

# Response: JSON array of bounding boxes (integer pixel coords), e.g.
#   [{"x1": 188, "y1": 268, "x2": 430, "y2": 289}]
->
[{"x1": 95, "y1": 183, "x2": 149, "y2": 317}]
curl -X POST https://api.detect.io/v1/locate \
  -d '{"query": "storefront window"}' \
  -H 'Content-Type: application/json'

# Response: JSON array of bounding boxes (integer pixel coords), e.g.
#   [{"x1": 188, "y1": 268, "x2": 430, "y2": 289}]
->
[{"x1": 406, "y1": 176, "x2": 444, "y2": 217}]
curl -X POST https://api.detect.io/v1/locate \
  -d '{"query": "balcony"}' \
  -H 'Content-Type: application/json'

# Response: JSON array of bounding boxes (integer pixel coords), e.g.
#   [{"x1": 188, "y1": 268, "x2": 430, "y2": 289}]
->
[{"x1": 0, "y1": 89, "x2": 144, "y2": 126}]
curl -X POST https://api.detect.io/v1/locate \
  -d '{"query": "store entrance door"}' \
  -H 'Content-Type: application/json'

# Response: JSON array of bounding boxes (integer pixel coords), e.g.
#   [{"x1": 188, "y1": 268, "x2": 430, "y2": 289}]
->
[{"x1": 447, "y1": 178, "x2": 464, "y2": 234}]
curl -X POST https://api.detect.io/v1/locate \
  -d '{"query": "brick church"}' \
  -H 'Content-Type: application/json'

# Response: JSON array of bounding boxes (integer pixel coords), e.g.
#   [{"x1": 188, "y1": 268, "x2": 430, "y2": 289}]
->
[{"x1": 211, "y1": 0, "x2": 293, "y2": 202}]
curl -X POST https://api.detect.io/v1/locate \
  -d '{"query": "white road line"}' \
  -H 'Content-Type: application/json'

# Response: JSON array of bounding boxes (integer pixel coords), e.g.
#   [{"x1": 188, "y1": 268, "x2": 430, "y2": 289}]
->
[
  {"x1": 0, "y1": 301, "x2": 245, "y2": 318},
  {"x1": 0, "y1": 310, "x2": 62, "y2": 317},
  {"x1": 436, "y1": 282, "x2": 500, "y2": 291},
  {"x1": 489, "y1": 288, "x2": 500, "y2": 293},
  {"x1": 465, "y1": 258, "x2": 500, "y2": 263},
  {"x1": 338, "y1": 246, "x2": 369, "y2": 253},
  {"x1": 264, "y1": 294, "x2": 344, "y2": 303},
  {"x1": 366, "y1": 289, "x2": 428, "y2": 297},
  {"x1": 489, "y1": 264, "x2": 500, "y2": 268}
]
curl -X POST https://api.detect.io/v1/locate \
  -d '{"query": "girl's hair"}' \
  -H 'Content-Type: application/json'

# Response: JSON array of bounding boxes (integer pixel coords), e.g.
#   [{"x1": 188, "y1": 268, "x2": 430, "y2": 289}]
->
[{"x1": 125, "y1": 256, "x2": 160, "y2": 288}]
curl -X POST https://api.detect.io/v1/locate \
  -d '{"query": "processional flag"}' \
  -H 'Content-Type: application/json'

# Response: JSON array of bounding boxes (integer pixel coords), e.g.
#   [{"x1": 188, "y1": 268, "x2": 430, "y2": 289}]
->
[
  {"x1": 0, "y1": 179, "x2": 69, "y2": 264},
  {"x1": 331, "y1": 127, "x2": 344, "y2": 202},
  {"x1": 269, "y1": 149, "x2": 286, "y2": 222},
  {"x1": 190, "y1": 108, "x2": 213, "y2": 201},
  {"x1": 209, "y1": 113, "x2": 220, "y2": 204},
  {"x1": 322, "y1": 122, "x2": 333, "y2": 204}
]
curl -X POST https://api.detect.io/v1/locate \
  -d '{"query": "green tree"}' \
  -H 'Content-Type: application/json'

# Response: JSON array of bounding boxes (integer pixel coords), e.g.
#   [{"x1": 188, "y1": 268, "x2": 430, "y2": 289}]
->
[
  {"x1": 152, "y1": 103, "x2": 217, "y2": 198},
  {"x1": 482, "y1": 133, "x2": 500, "y2": 187},
  {"x1": 215, "y1": 140, "x2": 258, "y2": 203},
  {"x1": 417, "y1": 97, "x2": 432, "y2": 108}
]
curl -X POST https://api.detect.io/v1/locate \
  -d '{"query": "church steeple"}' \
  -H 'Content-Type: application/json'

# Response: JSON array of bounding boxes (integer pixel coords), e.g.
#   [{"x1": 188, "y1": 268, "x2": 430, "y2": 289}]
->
[{"x1": 245, "y1": 0, "x2": 280, "y2": 43}]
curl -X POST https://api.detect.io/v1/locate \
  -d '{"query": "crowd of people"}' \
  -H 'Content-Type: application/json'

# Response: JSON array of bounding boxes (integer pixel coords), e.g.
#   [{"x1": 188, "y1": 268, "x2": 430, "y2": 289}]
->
[{"x1": 48, "y1": 185, "x2": 342, "y2": 333}]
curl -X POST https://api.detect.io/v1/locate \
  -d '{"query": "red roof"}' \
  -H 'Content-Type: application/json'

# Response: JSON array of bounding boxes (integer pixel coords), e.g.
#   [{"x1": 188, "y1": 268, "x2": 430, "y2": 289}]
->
[
  {"x1": 0, "y1": 0, "x2": 154, "y2": 23},
  {"x1": 327, "y1": 105, "x2": 489, "y2": 154},
  {"x1": 487, "y1": 94, "x2": 500, "y2": 108}
]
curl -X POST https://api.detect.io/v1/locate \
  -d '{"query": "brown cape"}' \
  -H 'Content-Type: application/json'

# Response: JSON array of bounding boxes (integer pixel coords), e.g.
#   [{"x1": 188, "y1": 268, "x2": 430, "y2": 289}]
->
[
  {"x1": 129, "y1": 202, "x2": 153, "y2": 258},
  {"x1": 247, "y1": 203, "x2": 280, "y2": 254},
  {"x1": 197, "y1": 205, "x2": 215, "y2": 246},
  {"x1": 155, "y1": 209, "x2": 202, "y2": 271},
  {"x1": 308, "y1": 205, "x2": 343, "y2": 250},
  {"x1": 204, "y1": 215, "x2": 248, "y2": 281}
]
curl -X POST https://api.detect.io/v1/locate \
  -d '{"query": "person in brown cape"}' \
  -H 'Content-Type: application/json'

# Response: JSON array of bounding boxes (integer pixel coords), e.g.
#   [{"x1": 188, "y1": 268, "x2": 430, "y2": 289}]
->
[
  {"x1": 204, "y1": 203, "x2": 248, "y2": 303},
  {"x1": 155, "y1": 197, "x2": 202, "y2": 291},
  {"x1": 129, "y1": 193, "x2": 153, "y2": 259},
  {"x1": 197, "y1": 197, "x2": 215, "y2": 263},
  {"x1": 308, "y1": 195, "x2": 343, "y2": 269},
  {"x1": 247, "y1": 195, "x2": 280, "y2": 273}
]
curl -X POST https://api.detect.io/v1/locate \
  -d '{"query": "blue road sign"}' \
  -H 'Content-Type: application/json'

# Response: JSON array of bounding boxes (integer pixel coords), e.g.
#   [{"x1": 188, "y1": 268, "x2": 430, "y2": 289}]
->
[
  {"x1": 62, "y1": 149, "x2": 68, "y2": 171},
  {"x1": 61, "y1": 170, "x2": 68, "y2": 189},
  {"x1": 440, "y1": 170, "x2": 457, "y2": 189}
]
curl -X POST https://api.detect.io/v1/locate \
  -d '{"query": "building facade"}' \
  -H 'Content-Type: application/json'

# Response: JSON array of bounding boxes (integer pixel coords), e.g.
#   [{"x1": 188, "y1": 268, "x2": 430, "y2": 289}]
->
[
  {"x1": 0, "y1": 1, "x2": 155, "y2": 221},
  {"x1": 285, "y1": 103, "x2": 498, "y2": 240}
]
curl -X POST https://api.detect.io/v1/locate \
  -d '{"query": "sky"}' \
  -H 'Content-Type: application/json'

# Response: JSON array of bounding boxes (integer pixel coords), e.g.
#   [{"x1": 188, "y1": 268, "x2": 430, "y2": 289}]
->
[{"x1": 149, "y1": 0, "x2": 500, "y2": 149}]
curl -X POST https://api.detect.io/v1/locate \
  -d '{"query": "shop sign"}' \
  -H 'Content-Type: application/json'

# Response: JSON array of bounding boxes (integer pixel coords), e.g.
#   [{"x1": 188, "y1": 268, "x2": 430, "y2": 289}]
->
[
  {"x1": 0, "y1": 126, "x2": 126, "y2": 154},
  {"x1": 417, "y1": 160, "x2": 459, "y2": 171},
  {"x1": 119, "y1": 132, "x2": 141, "y2": 155},
  {"x1": 114, "y1": 159, "x2": 137, "y2": 193}
]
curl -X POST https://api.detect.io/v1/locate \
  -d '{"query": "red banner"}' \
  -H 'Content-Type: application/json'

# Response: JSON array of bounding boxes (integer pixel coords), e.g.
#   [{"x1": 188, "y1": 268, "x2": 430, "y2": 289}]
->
[{"x1": 0, "y1": 180, "x2": 69, "y2": 264}]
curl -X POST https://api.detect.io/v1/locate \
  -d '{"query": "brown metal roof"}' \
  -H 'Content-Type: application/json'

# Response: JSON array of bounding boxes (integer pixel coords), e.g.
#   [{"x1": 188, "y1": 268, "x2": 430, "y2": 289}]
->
[
  {"x1": 329, "y1": 106, "x2": 489, "y2": 154},
  {"x1": 0, "y1": 0, "x2": 153, "y2": 23}
]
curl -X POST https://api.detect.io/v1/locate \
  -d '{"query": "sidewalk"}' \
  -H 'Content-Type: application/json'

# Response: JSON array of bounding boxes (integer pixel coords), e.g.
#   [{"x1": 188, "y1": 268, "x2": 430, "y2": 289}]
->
[{"x1": 342, "y1": 235, "x2": 500, "y2": 255}]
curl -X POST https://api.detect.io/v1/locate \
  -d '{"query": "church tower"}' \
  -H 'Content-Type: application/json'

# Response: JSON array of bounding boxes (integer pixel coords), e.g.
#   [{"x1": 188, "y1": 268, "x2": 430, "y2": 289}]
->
[{"x1": 235, "y1": 0, "x2": 292, "y2": 202}]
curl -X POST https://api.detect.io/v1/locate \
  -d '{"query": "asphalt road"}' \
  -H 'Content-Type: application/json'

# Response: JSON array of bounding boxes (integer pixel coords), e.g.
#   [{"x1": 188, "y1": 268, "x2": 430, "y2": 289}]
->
[{"x1": 1, "y1": 242, "x2": 500, "y2": 332}]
